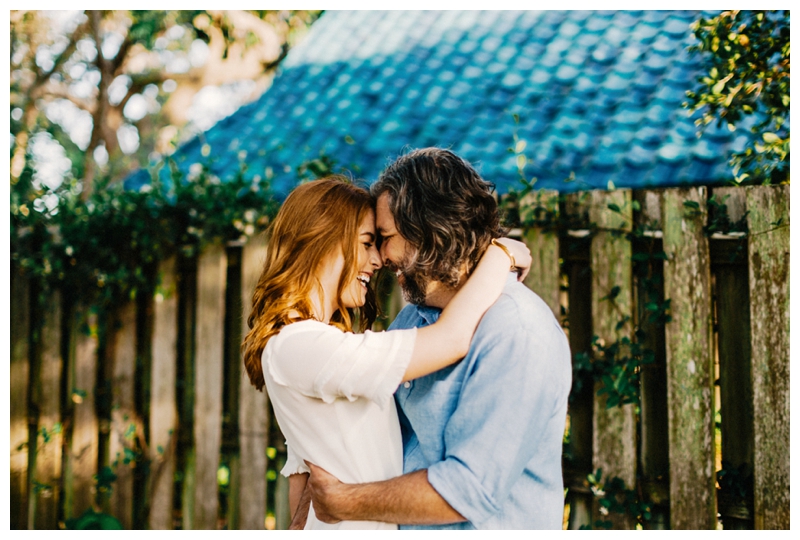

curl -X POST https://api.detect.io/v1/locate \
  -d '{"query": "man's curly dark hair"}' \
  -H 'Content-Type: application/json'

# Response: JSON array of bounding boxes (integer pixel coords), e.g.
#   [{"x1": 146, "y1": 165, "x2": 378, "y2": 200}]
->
[{"x1": 371, "y1": 147, "x2": 505, "y2": 292}]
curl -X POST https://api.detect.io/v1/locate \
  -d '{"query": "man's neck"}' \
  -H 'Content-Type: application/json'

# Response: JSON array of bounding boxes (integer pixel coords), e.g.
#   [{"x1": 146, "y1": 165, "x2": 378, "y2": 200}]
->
[{"x1": 422, "y1": 273, "x2": 466, "y2": 309}]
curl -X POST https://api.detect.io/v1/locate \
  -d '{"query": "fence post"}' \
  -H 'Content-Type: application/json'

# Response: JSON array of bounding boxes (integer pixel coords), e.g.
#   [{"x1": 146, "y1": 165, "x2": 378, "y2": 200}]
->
[
  {"x1": 521, "y1": 189, "x2": 561, "y2": 318},
  {"x1": 746, "y1": 185, "x2": 789, "y2": 530},
  {"x1": 238, "y1": 233, "x2": 270, "y2": 530},
  {"x1": 192, "y1": 244, "x2": 227, "y2": 529},
  {"x1": 64, "y1": 304, "x2": 100, "y2": 519},
  {"x1": 148, "y1": 256, "x2": 179, "y2": 530},
  {"x1": 31, "y1": 290, "x2": 63, "y2": 529},
  {"x1": 589, "y1": 189, "x2": 636, "y2": 529},
  {"x1": 562, "y1": 191, "x2": 593, "y2": 529},
  {"x1": 10, "y1": 268, "x2": 30, "y2": 529},
  {"x1": 108, "y1": 300, "x2": 137, "y2": 529},
  {"x1": 711, "y1": 186, "x2": 753, "y2": 529},
  {"x1": 662, "y1": 187, "x2": 716, "y2": 529},
  {"x1": 635, "y1": 190, "x2": 670, "y2": 529}
]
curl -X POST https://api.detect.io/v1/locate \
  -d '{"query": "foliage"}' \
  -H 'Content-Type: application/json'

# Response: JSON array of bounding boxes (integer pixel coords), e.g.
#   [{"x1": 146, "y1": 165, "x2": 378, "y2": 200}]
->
[
  {"x1": 582, "y1": 469, "x2": 652, "y2": 529},
  {"x1": 11, "y1": 153, "x2": 279, "y2": 309},
  {"x1": 10, "y1": 9, "x2": 322, "y2": 200},
  {"x1": 705, "y1": 193, "x2": 749, "y2": 236},
  {"x1": 685, "y1": 10, "x2": 790, "y2": 184},
  {"x1": 65, "y1": 508, "x2": 123, "y2": 530},
  {"x1": 717, "y1": 460, "x2": 753, "y2": 504}
]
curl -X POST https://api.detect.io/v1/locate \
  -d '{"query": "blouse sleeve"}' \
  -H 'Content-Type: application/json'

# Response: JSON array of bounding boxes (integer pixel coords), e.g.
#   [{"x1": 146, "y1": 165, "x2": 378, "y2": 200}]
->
[
  {"x1": 264, "y1": 321, "x2": 417, "y2": 409},
  {"x1": 280, "y1": 441, "x2": 310, "y2": 477}
]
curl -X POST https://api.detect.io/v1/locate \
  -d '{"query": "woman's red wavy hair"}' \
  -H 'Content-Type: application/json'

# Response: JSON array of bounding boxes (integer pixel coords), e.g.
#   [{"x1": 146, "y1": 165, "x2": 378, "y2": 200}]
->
[{"x1": 242, "y1": 176, "x2": 377, "y2": 391}]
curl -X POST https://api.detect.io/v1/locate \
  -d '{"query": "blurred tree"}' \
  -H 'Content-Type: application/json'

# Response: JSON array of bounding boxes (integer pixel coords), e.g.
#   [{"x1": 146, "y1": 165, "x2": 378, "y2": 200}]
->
[
  {"x1": 10, "y1": 9, "x2": 321, "y2": 203},
  {"x1": 685, "y1": 10, "x2": 790, "y2": 184}
]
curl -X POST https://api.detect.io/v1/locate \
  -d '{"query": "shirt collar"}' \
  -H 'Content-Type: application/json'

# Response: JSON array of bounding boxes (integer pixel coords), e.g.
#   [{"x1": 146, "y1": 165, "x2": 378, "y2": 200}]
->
[{"x1": 414, "y1": 304, "x2": 442, "y2": 326}]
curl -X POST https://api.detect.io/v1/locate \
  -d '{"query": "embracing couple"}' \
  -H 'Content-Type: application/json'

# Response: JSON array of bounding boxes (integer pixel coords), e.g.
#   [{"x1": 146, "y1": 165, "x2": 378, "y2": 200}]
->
[{"x1": 242, "y1": 147, "x2": 571, "y2": 530}]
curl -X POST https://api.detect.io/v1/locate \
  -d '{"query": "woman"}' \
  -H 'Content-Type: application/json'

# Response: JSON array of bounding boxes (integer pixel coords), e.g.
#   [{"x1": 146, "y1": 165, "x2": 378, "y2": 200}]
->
[{"x1": 241, "y1": 176, "x2": 529, "y2": 529}]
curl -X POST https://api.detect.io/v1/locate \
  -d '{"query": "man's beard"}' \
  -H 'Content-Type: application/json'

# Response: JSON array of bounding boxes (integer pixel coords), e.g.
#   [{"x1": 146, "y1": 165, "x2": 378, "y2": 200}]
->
[
  {"x1": 398, "y1": 266, "x2": 430, "y2": 306},
  {"x1": 390, "y1": 251, "x2": 431, "y2": 306}
]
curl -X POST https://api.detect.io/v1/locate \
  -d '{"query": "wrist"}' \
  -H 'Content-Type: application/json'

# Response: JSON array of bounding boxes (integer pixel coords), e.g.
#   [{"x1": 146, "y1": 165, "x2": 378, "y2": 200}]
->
[
  {"x1": 490, "y1": 238, "x2": 516, "y2": 271},
  {"x1": 329, "y1": 482, "x2": 356, "y2": 521}
]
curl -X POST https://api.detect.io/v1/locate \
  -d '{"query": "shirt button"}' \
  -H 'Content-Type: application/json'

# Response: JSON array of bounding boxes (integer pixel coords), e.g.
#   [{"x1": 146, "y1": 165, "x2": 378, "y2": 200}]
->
[{"x1": 403, "y1": 382, "x2": 411, "y2": 388}]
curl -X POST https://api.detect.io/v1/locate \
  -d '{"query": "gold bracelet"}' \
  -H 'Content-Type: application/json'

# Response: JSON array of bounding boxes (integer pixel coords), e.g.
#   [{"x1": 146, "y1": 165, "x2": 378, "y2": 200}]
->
[{"x1": 490, "y1": 238, "x2": 516, "y2": 270}]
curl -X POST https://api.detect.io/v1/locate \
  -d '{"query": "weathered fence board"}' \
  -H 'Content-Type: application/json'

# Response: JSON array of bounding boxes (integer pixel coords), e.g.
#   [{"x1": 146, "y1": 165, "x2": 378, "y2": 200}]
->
[
  {"x1": 192, "y1": 244, "x2": 228, "y2": 529},
  {"x1": 108, "y1": 301, "x2": 137, "y2": 529},
  {"x1": 148, "y1": 256, "x2": 179, "y2": 530},
  {"x1": 746, "y1": 185, "x2": 790, "y2": 530},
  {"x1": 635, "y1": 190, "x2": 669, "y2": 529},
  {"x1": 564, "y1": 257, "x2": 593, "y2": 530},
  {"x1": 715, "y1": 262, "x2": 753, "y2": 527},
  {"x1": 521, "y1": 189, "x2": 561, "y2": 317},
  {"x1": 560, "y1": 192, "x2": 593, "y2": 530},
  {"x1": 662, "y1": 188, "x2": 716, "y2": 529},
  {"x1": 31, "y1": 291, "x2": 63, "y2": 529},
  {"x1": 714, "y1": 184, "x2": 754, "y2": 530},
  {"x1": 589, "y1": 189, "x2": 636, "y2": 530},
  {"x1": 10, "y1": 270, "x2": 30, "y2": 530},
  {"x1": 238, "y1": 233, "x2": 270, "y2": 529},
  {"x1": 64, "y1": 305, "x2": 100, "y2": 519}
]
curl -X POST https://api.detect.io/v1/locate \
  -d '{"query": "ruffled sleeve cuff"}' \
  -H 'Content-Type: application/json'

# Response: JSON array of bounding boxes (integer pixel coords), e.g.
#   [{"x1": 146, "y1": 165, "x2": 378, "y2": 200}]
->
[{"x1": 280, "y1": 442, "x2": 310, "y2": 477}]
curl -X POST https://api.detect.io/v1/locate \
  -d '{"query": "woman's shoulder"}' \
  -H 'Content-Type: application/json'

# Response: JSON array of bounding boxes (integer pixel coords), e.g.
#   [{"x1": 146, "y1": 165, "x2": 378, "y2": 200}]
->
[{"x1": 277, "y1": 318, "x2": 335, "y2": 336}]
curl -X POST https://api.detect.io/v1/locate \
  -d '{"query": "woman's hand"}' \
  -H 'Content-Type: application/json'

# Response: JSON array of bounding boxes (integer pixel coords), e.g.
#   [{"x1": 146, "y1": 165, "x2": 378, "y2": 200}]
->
[{"x1": 493, "y1": 237, "x2": 532, "y2": 282}]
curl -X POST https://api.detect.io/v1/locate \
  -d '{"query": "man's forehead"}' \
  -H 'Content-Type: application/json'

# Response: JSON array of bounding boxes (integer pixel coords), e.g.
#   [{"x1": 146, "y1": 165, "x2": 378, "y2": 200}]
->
[{"x1": 375, "y1": 193, "x2": 396, "y2": 232}]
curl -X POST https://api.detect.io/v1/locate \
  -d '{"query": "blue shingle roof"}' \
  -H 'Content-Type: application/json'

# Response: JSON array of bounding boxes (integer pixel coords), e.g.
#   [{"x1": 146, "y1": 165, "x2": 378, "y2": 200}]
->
[{"x1": 127, "y1": 10, "x2": 761, "y2": 197}]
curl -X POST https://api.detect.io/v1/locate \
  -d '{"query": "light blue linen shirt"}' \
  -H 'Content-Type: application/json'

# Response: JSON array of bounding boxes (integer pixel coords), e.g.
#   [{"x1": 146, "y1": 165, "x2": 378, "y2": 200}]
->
[{"x1": 391, "y1": 273, "x2": 572, "y2": 529}]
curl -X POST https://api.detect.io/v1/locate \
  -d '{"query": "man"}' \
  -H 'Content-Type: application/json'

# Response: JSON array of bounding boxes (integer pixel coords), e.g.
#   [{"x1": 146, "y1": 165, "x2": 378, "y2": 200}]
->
[{"x1": 304, "y1": 147, "x2": 572, "y2": 529}]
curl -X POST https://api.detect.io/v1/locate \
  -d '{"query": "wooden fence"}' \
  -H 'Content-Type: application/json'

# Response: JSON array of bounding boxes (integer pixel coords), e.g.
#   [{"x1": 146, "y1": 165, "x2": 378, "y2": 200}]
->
[
  {"x1": 521, "y1": 184, "x2": 789, "y2": 530},
  {"x1": 9, "y1": 184, "x2": 789, "y2": 530}
]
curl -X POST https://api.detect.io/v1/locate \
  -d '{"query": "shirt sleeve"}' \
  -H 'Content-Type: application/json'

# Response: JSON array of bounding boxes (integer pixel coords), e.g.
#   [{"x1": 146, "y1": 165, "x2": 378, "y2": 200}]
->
[
  {"x1": 265, "y1": 321, "x2": 417, "y2": 409},
  {"x1": 425, "y1": 302, "x2": 571, "y2": 527},
  {"x1": 280, "y1": 441, "x2": 310, "y2": 477}
]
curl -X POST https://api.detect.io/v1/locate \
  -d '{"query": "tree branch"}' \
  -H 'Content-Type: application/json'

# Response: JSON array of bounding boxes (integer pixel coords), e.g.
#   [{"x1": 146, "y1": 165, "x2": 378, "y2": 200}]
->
[
  {"x1": 32, "y1": 15, "x2": 91, "y2": 90},
  {"x1": 33, "y1": 82, "x2": 97, "y2": 113}
]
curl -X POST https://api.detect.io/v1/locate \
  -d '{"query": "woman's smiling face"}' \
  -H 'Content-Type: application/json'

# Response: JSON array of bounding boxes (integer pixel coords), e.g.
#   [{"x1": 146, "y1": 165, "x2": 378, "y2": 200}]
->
[{"x1": 339, "y1": 209, "x2": 382, "y2": 309}]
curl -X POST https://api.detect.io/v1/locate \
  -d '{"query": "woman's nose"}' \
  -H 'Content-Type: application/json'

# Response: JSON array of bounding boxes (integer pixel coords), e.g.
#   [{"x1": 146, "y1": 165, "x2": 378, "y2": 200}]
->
[{"x1": 371, "y1": 247, "x2": 383, "y2": 269}]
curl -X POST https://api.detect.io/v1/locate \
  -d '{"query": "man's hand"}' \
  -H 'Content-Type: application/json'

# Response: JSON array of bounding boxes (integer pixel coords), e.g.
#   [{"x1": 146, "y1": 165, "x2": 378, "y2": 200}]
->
[
  {"x1": 305, "y1": 461, "x2": 346, "y2": 524},
  {"x1": 303, "y1": 461, "x2": 465, "y2": 525}
]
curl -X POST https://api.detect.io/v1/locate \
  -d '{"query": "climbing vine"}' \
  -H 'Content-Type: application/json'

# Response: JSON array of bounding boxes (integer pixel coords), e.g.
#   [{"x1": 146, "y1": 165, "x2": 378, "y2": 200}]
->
[{"x1": 11, "y1": 154, "x2": 286, "y2": 311}]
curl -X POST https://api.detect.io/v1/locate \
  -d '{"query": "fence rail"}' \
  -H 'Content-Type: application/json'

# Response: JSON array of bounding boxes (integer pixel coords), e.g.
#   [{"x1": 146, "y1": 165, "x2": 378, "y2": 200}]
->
[{"x1": 9, "y1": 184, "x2": 789, "y2": 529}]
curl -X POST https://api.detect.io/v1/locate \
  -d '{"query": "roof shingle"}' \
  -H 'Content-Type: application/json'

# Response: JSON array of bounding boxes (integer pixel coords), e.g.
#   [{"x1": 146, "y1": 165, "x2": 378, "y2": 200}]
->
[{"x1": 127, "y1": 10, "x2": 761, "y2": 197}]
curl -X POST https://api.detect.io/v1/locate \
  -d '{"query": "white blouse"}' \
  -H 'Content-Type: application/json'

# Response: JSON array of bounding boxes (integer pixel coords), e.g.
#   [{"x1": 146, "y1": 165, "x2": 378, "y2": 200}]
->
[{"x1": 262, "y1": 319, "x2": 417, "y2": 530}]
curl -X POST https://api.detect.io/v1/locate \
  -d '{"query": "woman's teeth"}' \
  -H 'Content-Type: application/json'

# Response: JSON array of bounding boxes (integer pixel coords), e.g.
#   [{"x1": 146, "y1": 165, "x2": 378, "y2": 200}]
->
[{"x1": 357, "y1": 274, "x2": 370, "y2": 287}]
